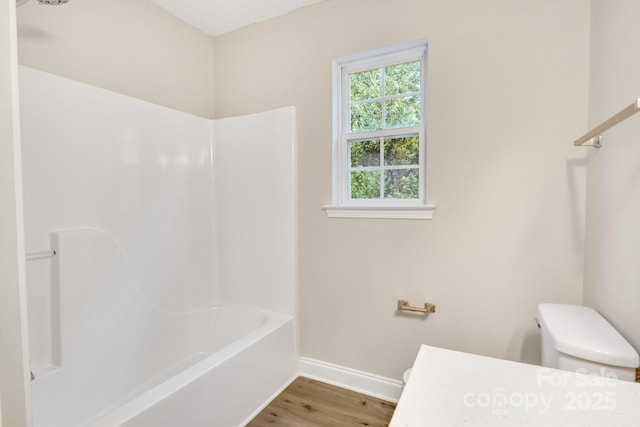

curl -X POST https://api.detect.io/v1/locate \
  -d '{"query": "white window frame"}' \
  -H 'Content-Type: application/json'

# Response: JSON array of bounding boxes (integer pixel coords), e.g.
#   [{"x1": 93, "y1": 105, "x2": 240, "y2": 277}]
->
[{"x1": 325, "y1": 39, "x2": 435, "y2": 219}]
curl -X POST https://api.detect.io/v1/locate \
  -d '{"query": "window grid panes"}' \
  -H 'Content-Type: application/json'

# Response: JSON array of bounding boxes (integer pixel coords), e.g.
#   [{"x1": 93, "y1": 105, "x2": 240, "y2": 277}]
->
[
  {"x1": 348, "y1": 135, "x2": 420, "y2": 199},
  {"x1": 334, "y1": 40, "x2": 428, "y2": 207},
  {"x1": 348, "y1": 60, "x2": 421, "y2": 134}
]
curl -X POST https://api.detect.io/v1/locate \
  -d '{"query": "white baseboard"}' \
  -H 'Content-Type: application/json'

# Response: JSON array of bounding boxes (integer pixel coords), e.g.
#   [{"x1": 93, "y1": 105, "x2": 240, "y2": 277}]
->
[{"x1": 298, "y1": 357, "x2": 403, "y2": 403}]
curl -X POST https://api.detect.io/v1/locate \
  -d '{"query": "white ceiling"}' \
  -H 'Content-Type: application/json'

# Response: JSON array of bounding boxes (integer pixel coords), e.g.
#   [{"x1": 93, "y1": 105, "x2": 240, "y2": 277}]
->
[{"x1": 151, "y1": 0, "x2": 323, "y2": 37}]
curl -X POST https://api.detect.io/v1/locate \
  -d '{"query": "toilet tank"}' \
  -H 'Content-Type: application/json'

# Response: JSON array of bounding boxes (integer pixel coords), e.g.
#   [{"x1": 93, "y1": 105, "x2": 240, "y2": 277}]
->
[{"x1": 538, "y1": 304, "x2": 639, "y2": 382}]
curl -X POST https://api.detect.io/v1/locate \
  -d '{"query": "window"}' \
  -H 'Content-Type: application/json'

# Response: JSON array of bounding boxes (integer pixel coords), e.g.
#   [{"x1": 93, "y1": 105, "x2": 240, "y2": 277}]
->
[{"x1": 325, "y1": 39, "x2": 435, "y2": 219}]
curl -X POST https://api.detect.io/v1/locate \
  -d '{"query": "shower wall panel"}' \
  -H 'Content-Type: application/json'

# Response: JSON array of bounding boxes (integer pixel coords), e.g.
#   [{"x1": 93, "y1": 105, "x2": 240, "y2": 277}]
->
[
  {"x1": 213, "y1": 108, "x2": 297, "y2": 317},
  {"x1": 20, "y1": 67, "x2": 298, "y2": 380},
  {"x1": 19, "y1": 67, "x2": 218, "y2": 372}
]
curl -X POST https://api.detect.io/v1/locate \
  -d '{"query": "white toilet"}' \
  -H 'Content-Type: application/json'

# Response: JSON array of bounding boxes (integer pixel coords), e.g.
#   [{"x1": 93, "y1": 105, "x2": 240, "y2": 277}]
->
[{"x1": 538, "y1": 303, "x2": 640, "y2": 382}]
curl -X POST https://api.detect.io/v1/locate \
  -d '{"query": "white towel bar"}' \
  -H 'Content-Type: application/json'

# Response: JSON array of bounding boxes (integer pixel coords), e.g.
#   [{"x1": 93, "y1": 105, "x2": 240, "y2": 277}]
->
[{"x1": 25, "y1": 250, "x2": 56, "y2": 262}]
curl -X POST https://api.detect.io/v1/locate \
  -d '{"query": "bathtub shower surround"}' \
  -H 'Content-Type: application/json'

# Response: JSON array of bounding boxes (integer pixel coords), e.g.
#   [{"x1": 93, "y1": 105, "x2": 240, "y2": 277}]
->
[{"x1": 19, "y1": 66, "x2": 297, "y2": 427}]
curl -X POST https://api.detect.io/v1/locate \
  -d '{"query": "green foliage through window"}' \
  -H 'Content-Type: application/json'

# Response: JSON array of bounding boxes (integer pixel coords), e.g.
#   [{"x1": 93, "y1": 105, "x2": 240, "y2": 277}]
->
[
  {"x1": 386, "y1": 96, "x2": 420, "y2": 128},
  {"x1": 385, "y1": 61, "x2": 420, "y2": 95},
  {"x1": 350, "y1": 69, "x2": 381, "y2": 101},
  {"x1": 349, "y1": 136, "x2": 420, "y2": 199},
  {"x1": 384, "y1": 136, "x2": 419, "y2": 165},
  {"x1": 349, "y1": 61, "x2": 421, "y2": 132},
  {"x1": 350, "y1": 140, "x2": 380, "y2": 167},
  {"x1": 350, "y1": 102, "x2": 381, "y2": 132},
  {"x1": 351, "y1": 171, "x2": 381, "y2": 199},
  {"x1": 385, "y1": 169, "x2": 419, "y2": 199}
]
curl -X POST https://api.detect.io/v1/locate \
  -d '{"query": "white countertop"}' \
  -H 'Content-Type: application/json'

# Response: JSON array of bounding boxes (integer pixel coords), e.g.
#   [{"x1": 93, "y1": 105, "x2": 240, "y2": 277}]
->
[{"x1": 390, "y1": 345, "x2": 640, "y2": 426}]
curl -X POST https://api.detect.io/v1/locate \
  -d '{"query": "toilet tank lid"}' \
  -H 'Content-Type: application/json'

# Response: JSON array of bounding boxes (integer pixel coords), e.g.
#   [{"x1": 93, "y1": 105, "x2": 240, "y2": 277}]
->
[{"x1": 538, "y1": 304, "x2": 639, "y2": 369}]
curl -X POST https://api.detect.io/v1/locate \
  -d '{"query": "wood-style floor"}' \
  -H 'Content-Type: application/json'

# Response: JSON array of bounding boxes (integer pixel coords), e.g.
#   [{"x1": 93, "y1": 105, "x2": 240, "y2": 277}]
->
[{"x1": 247, "y1": 377, "x2": 396, "y2": 426}]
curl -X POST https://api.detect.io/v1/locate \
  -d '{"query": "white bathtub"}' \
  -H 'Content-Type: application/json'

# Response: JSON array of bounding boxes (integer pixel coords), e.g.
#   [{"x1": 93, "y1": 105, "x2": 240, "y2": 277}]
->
[
  {"x1": 89, "y1": 305, "x2": 297, "y2": 427},
  {"x1": 30, "y1": 230, "x2": 298, "y2": 427}
]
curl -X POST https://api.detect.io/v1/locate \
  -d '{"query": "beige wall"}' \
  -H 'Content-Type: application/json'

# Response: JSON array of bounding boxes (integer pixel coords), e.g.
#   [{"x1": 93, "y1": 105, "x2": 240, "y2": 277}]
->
[
  {"x1": 214, "y1": 0, "x2": 590, "y2": 378},
  {"x1": 17, "y1": 0, "x2": 215, "y2": 118},
  {"x1": 583, "y1": 0, "x2": 640, "y2": 352}
]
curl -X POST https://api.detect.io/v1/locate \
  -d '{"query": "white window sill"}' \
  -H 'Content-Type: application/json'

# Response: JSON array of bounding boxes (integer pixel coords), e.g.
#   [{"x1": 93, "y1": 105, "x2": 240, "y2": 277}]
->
[{"x1": 323, "y1": 205, "x2": 435, "y2": 220}]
